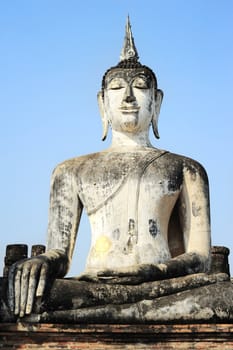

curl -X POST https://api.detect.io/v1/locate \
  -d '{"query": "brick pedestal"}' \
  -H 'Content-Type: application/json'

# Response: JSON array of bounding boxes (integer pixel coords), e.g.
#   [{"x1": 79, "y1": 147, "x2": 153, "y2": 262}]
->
[{"x1": 0, "y1": 323, "x2": 233, "y2": 349}]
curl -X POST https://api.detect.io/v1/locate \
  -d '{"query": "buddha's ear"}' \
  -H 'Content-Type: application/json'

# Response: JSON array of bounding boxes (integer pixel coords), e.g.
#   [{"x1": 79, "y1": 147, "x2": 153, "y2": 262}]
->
[
  {"x1": 152, "y1": 89, "x2": 163, "y2": 139},
  {"x1": 97, "y1": 91, "x2": 109, "y2": 141}
]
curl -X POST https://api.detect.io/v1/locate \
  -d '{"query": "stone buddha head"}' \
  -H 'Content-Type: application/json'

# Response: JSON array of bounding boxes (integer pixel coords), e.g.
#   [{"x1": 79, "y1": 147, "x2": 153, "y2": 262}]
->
[{"x1": 98, "y1": 17, "x2": 163, "y2": 141}]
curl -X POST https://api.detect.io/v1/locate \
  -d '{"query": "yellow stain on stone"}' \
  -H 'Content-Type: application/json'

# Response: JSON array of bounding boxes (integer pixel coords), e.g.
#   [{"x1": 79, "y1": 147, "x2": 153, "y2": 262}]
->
[{"x1": 94, "y1": 235, "x2": 112, "y2": 255}]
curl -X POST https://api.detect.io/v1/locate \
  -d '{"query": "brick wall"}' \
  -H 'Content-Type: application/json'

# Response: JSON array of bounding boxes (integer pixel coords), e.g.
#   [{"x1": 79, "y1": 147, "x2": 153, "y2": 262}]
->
[{"x1": 0, "y1": 323, "x2": 233, "y2": 350}]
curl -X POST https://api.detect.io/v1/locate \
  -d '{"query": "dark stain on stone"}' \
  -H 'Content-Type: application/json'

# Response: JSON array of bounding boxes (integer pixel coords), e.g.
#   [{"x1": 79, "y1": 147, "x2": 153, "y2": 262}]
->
[
  {"x1": 126, "y1": 219, "x2": 137, "y2": 252},
  {"x1": 167, "y1": 174, "x2": 182, "y2": 192},
  {"x1": 112, "y1": 228, "x2": 120, "y2": 240},
  {"x1": 149, "y1": 219, "x2": 158, "y2": 238}
]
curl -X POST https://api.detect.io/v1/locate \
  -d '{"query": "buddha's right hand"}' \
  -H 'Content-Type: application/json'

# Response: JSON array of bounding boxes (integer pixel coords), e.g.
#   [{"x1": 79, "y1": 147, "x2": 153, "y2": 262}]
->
[
  {"x1": 7, "y1": 249, "x2": 68, "y2": 318},
  {"x1": 8, "y1": 255, "x2": 51, "y2": 318}
]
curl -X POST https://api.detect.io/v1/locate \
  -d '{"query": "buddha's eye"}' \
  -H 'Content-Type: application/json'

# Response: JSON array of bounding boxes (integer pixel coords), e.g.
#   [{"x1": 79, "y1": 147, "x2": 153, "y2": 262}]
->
[
  {"x1": 108, "y1": 78, "x2": 125, "y2": 90},
  {"x1": 132, "y1": 77, "x2": 150, "y2": 89},
  {"x1": 108, "y1": 84, "x2": 124, "y2": 90}
]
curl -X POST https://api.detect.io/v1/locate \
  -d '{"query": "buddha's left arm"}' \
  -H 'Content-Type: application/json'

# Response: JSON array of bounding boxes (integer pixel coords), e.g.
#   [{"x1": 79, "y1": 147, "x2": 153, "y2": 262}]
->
[{"x1": 163, "y1": 160, "x2": 211, "y2": 277}]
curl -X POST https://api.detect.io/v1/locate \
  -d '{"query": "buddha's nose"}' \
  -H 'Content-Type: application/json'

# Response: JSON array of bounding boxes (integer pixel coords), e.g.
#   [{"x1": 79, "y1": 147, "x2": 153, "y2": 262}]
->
[{"x1": 123, "y1": 85, "x2": 136, "y2": 103}]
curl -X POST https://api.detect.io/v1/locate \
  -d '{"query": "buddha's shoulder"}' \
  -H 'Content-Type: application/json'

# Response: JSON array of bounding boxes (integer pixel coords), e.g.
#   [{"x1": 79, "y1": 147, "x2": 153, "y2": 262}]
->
[
  {"x1": 163, "y1": 150, "x2": 202, "y2": 164},
  {"x1": 51, "y1": 152, "x2": 100, "y2": 174},
  {"x1": 164, "y1": 151, "x2": 208, "y2": 178}
]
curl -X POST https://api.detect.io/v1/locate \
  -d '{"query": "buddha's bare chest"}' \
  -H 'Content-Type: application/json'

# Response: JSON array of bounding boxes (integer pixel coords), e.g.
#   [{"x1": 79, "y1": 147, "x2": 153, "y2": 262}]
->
[{"x1": 75, "y1": 152, "x2": 183, "y2": 214}]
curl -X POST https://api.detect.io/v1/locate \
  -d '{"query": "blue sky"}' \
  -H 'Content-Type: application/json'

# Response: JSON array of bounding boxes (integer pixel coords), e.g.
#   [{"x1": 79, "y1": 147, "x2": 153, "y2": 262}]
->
[{"x1": 0, "y1": 1, "x2": 232, "y2": 276}]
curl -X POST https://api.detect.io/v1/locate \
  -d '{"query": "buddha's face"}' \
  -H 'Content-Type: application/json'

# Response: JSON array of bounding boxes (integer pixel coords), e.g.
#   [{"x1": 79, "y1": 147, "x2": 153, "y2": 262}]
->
[{"x1": 103, "y1": 69, "x2": 156, "y2": 133}]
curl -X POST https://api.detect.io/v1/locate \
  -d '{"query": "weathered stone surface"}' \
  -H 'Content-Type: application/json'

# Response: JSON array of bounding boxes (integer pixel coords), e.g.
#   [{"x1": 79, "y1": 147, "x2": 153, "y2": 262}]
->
[
  {"x1": 3, "y1": 244, "x2": 28, "y2": 277},
  {"x1": 210, "y1": 246, "x2": 230, "y2": 275},
  {"x1": 43, "y1": 272, "x2": 228, "y2": 311},
  {"x1": 1, "y1": 323, "x2": 233, "y2": 350},
  {"x1": 24, "y1": 280, "x2": 233, "y2": 324},
  {"x1": 31, "y1": 245, "x2": 46, "y2": 257}
]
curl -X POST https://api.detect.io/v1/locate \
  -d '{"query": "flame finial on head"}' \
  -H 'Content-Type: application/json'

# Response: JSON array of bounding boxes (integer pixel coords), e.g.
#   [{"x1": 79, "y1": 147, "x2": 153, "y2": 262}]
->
[
  {"x1": 120, "y1": 16, "x2": 139, "y2": 62},
  {"x1": 101, "y1": 16, "x2": 158, "y2": 91}
]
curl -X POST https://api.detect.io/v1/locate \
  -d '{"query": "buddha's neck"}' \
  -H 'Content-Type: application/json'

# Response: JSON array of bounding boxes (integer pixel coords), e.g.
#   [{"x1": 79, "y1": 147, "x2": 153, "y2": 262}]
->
[{"x1": 110, "y1": 129, "x2": 153, "y2": 149}]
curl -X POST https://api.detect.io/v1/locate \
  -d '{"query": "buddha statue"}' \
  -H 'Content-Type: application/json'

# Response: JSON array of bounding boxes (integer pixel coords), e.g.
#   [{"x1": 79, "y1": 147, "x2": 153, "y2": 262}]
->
[{"x1": 7, "y1": 17, "x2": 212, "y2": 320}]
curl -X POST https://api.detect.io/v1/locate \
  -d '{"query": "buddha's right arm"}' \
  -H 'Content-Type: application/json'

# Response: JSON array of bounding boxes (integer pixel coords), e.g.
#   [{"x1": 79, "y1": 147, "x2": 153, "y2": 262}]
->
[
  {"x1": 46, "y1": 164, "x2": 83, "y2": 270},
  {"x1": 8, "y1": 164, "x2": 83, "y2": 317}
]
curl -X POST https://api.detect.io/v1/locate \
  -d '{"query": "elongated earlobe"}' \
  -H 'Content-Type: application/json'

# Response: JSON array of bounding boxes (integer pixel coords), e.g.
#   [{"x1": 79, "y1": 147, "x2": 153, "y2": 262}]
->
[
  {"x1": 97, "y1": 91, "x2": 109, "y2": 141},
  {"x1": 152, "y1": 89, "x2": 163, "y2": 139},
  {"x1": 152, "y1": 122, "x2": 160, "y2": 139}
]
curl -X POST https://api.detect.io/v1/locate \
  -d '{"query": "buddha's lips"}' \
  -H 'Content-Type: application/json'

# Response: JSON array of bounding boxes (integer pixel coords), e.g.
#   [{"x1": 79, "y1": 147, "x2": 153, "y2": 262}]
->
[{"x1": 119, "y1": 106, "x2": 140, "y2": 113}]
